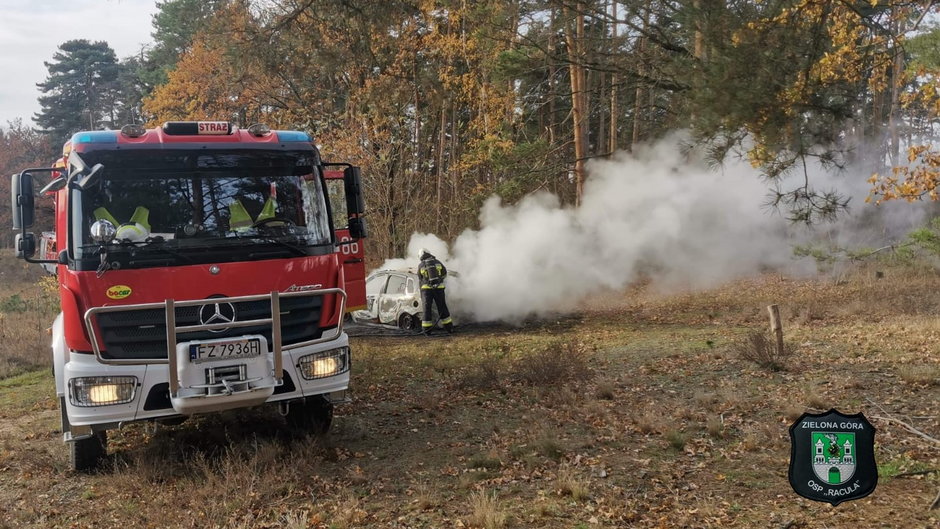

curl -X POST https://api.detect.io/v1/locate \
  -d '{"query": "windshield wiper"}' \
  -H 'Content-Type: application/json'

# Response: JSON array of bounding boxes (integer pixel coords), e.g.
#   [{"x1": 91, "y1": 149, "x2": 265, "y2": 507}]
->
[
  {"x1": 225, "y1": 229, "x2": 310, "y2": 257},
  {"x1": 82, "y1": 239, "x2": 196, "y2": 264},
  {"x1": 133, "y1": 240, "x2": 196, "y2": 263},
  {"x1": 251, "y1": 236, "x2": 308, "y2": 257}
]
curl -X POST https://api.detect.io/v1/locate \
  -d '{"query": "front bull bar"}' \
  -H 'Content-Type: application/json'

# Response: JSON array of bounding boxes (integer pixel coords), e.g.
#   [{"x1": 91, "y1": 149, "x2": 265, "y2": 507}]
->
[{"x1": 83, "y1": 289, "x2": 347, "y2": 397}]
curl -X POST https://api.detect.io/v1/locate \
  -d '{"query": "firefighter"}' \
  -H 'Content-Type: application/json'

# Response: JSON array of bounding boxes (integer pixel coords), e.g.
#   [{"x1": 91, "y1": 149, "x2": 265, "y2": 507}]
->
[{"x1": 417, "y1": 249, "x2": 453, "y2": 335}]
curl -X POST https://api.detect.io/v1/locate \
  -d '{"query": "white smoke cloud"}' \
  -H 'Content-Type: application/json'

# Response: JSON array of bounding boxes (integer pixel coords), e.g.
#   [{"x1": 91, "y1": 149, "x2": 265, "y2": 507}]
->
[{"x1": 378, "y1": 132, "x2": 935, "y2": 322}]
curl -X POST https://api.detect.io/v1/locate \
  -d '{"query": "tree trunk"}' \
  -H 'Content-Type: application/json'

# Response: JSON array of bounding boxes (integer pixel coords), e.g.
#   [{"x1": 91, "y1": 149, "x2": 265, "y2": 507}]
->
[
  {"x1": 632, "y1": 0, "x2": 650, "y2": 148},
  {"x1": 437, "y1": 103, "x2": 446, "y2": 222},
  {"x1": 564, "y1": 4, "x2": 588, "y2": 206},
  {"x1": 598, "y1": 70, "x2": 607, "y2": 157},
  {"x1": 609, "y1": 0, "x2": 618, "y2": 154},
  {"x1": 888, "y1": 18, "x2": 906, "y2": 168}
]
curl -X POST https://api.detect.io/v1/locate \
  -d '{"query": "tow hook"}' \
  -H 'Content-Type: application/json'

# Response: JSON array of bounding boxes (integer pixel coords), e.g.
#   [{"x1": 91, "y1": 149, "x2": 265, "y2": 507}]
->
[{"x1": 278, "y1": 401, "x2": 291, "y2": 416}]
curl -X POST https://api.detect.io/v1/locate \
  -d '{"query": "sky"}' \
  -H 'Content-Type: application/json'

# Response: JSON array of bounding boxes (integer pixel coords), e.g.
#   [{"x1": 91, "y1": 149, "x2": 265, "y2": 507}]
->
[{"x1": 0, "y1": 0, "x2": 158, "y2": 126}]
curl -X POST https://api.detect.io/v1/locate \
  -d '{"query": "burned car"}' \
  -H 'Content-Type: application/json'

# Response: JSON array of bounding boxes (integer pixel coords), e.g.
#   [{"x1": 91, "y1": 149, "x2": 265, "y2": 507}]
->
[{"x1": 351, "y1": 268, "x2": 457, "y2": 330}]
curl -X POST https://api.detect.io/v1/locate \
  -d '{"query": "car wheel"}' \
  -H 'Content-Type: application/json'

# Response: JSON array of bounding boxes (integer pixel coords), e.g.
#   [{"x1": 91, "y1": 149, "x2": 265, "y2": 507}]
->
[
  {"x1": 70, "y1": 431, "x2": 107, "y2": 473},
  {"x1": 398, "y1": 312, "x2": 418, "y2": 331},
  {"x1": 286, "y1": 396, "x2": 333, "y2": 435}
]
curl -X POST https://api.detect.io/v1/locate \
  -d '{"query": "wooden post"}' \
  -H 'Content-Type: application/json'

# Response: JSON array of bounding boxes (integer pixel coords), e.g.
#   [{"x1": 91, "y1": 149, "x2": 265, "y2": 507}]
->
[{"x1": 767, "y1": 304, "x2": 784, "y2": 356}]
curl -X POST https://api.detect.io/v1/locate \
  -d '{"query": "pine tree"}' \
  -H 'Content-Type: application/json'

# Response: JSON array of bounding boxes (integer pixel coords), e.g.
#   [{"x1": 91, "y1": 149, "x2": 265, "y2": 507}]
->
[{"x1": 35, "y1": 40, "x2": 121, "y2": 146}]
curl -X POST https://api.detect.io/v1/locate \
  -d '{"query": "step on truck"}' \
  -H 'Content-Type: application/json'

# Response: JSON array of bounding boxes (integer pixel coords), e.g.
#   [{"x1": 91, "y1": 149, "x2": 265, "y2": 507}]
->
[{"x1": 10, "y1": 121, "x2": 368, "y2": 471}]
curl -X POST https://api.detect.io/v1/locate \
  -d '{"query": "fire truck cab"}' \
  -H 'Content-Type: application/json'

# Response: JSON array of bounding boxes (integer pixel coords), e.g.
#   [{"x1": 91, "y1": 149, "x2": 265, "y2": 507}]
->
[{"x1": 10, "y1": 122, "x2": 366, "y2": 471}]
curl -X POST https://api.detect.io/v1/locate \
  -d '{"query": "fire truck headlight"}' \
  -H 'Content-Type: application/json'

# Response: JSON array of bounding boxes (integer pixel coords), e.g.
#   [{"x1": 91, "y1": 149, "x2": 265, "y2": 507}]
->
[
  {"x1": 297, "y1": 348, "x2": 349, "y2": 380},
  {"x1": 69, "y1": 376, "x2": 137, "y2": 407}
]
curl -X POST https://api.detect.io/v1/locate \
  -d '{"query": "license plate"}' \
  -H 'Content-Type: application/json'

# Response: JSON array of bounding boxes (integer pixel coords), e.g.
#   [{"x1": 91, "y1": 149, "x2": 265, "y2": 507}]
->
[{"x1": 189, "y1": 338, "x2": 261, "y2": 363}]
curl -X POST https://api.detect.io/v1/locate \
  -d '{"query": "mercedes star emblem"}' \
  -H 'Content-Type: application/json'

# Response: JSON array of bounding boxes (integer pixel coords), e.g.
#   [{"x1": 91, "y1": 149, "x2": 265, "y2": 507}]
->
[{"x1": 198, "y1": 301, "x2": 236, "y2": 332}]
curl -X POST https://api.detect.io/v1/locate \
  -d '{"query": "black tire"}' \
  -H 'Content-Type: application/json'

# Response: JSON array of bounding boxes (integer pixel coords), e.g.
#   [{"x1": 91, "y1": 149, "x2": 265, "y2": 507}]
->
[
  {"x1": 70, "y1": 431, "x2": 107, "y2": 473},
  {"x1": 285, "y1": 396, "x2": 333, "y2": 434},
  {"x1": 398, "y1": 312, "x2": 418, "y2": 331}
]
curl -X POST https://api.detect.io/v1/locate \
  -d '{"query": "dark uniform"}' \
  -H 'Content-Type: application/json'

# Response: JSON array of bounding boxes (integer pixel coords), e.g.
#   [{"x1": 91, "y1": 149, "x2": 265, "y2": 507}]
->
[{"x1": 417, "y1": 251, "x2": 453, "y2": 334}]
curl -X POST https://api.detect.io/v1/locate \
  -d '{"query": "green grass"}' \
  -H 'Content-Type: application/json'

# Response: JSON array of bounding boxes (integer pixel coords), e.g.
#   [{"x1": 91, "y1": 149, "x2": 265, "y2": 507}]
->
[
  {"x1": 878, "y1": 455, "x2": 938, "y2": 479},
  {"x1": 0, "y1": 368, "x2": 54, "y2": 411}
]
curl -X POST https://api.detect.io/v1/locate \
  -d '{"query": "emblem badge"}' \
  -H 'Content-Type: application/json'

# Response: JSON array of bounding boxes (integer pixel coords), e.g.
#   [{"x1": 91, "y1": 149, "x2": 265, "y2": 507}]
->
[
  {"x1": 789, "y1": 409, "x2": 877, "y2": 505},
  {"x1": 198, "y1": 301, "x2": 237, "y2": 333},
  {"x1": 106, "y1": 285, "x2": 132, "y2": 300}
]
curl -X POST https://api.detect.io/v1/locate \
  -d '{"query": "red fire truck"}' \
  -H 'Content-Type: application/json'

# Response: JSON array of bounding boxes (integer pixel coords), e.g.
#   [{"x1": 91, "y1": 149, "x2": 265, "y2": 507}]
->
[{"x1": 10, "y1": 121, "x2": 367, "y2": 471}]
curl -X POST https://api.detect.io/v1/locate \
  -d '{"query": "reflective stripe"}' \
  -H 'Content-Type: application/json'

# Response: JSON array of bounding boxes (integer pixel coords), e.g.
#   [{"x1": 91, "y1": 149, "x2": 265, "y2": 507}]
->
[
  {"x1": 129, "y1": 206, "x2": 150, "y2": 231},
  {"x1": 421, "y1": 321, "x2": 433, "y2": 328},
  {"x1": 230, "y1": 197, "x2": 277, "y2": 230},
  {"x1": 93, "y1": 207, "x2": 119, "y2": 226},
  {"x1": 258, "y1": 196, "x2": 277, "y2": 221},
  {"x1": 420, "y1": 285, "x2": 445, "y2": 289},
  {"x1": 115, "y1": 223, "x2": 149, "y2": 242},
  {"x1": 440, "y1": 317, "x2": 453, "y2": 325},
  {"x1": 229, "y1": 201, "x2": 253, "y2": 230}
]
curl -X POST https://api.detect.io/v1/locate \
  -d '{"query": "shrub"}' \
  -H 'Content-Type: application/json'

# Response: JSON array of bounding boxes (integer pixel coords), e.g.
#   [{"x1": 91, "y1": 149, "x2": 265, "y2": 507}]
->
[
  {"x1": 732, "y1": 330, "x2": 794, "y2": 371},
  {"x1": 457, "y1": 357, "x2": 505, "y2": 391},
  {"x1": 0, "y1": 294, "x2": 28, "y2": 313},
  {"x1": 664, "y1": 428, "x2": 687, "y2": 450},
  {"x1": 555, "y1": 467, "x2": 590, "y2": 501},
  {"x1": 511, "y1": 340, "x2": 591, "y2": 386},
  {"x1": 468, "y1": 490, "x2": 506, "y2": 529}
]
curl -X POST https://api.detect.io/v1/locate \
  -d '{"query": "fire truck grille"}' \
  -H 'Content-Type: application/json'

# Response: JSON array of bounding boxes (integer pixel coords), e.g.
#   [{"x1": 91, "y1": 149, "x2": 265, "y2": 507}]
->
[{"x1": 95, "y1": 297, "x2": 325, "y2": 360}]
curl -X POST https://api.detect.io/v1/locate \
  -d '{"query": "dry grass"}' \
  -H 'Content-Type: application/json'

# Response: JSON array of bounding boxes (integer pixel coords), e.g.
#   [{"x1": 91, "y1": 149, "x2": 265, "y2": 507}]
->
[
  {"x1": 411, "y1": 483, "x2": 439, "y2": 511},
  {"x1": 663, "y1": 428, "x2": 688, "y2": 451},
  {"x1": 511, "y1": 340, "x2": 591, "y2": 386},
  {"x1": 634, "y1": 410, "x2": 666, "y2": 435},
  {"x1": 0, "y1": 259, "x2": 58, "y2": 378},
  {"x1": 468, "y1": 450, "x2": 502, "y2": 470},
  {"x1": 783, "y1": 404, "x2": 806, "y2": 422},
  {"x1": 330, "y1": 491, "x2": 367, "y2": 529},
  {"x1": 594, "y1": 378, "x2": 616, "y2": 400},
  {"x1": 532, "y1": 434, "x2": 566, "y2": 462},
  {"x1": 468, "y1": 490, "x2": 506, "y2": 529},
  {"x1": 731, "y1": 330, "x2": 794, "y2": 371},
  {"x1": 706, "y1": 416, "x2": 724, "y2": 438},
  {"x1": 457, "y1": 354, "x2": 507, "y2": 391},
  {"x1": 2, "y1": 261, "x2": 939, "y2": 528},
  {"x1": 897, "y1": 365, "x2": 940, "y2": 386},
  {"x1": 458, "y1": 470, "x2": 492, "y2": 490},
  {"x1": 693, "y1": 390, "x2": 720, "y2": 410},
  {"x1": 555, "y1": 466, "x2": 590, "y2": 501},
  {"x1": 804, "y1": 386, "x2": 830, "y2": 410}
]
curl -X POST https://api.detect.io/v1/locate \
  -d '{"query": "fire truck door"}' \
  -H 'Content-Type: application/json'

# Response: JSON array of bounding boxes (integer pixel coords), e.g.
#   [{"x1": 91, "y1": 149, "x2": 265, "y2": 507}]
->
[{"x1": 324, "y1": 170, "x2": 366, "y2": 311}]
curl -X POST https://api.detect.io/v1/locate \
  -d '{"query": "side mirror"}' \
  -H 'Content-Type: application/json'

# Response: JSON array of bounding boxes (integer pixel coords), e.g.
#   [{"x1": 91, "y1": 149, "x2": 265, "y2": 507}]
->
[
  {"x1": 77, "y1": 164, "x2": 104, "y2": 190},
  {"x1": 41, "y1": 177, "x2": 67, "y2": 194},
  {"x1": 11, "y1": 172, "x2": 35, "y2": 229},
  {"x1": 348, "y1": 216, "x2": 367, "y2": 240},
  {"x1": 15, "y1": 233, "x2": 36, "y2": 259},
  {"x1": 343, "y1": 166, "x2": 365, "y2": 216},
  {"x1": 69, "y1": 150, "x2": 87, "y2": 174}
]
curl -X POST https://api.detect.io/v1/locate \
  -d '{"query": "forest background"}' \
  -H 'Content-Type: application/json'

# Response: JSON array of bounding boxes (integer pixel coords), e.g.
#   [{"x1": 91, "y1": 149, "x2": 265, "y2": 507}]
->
[{"x1": 1, "y1": 0, "x2": 940, "y2": 262}]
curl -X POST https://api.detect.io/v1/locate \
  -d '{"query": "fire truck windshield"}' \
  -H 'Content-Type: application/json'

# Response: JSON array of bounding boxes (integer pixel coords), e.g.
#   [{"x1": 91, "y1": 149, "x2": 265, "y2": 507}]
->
[{"x1": 71, "y1": 150, "x2": 334, "y2": 268}]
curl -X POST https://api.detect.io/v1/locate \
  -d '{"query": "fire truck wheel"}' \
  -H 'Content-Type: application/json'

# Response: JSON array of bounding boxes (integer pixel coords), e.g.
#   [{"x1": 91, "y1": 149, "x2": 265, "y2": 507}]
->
[
  {"x1": 286, "y1": 396, "x2": 333, "y2": 435},
  {"x1": 70, "y1": 431, "x2": 107, "y2": 473},
  {"x1": 398, "y1": 313, "x2": 418, "y2": 331}
]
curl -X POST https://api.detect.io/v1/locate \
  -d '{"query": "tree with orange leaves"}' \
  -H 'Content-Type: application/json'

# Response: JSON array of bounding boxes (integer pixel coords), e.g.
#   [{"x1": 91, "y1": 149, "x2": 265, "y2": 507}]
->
[{"x1": 142, "y1": 4, "x2": 290, "y2": 127}]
